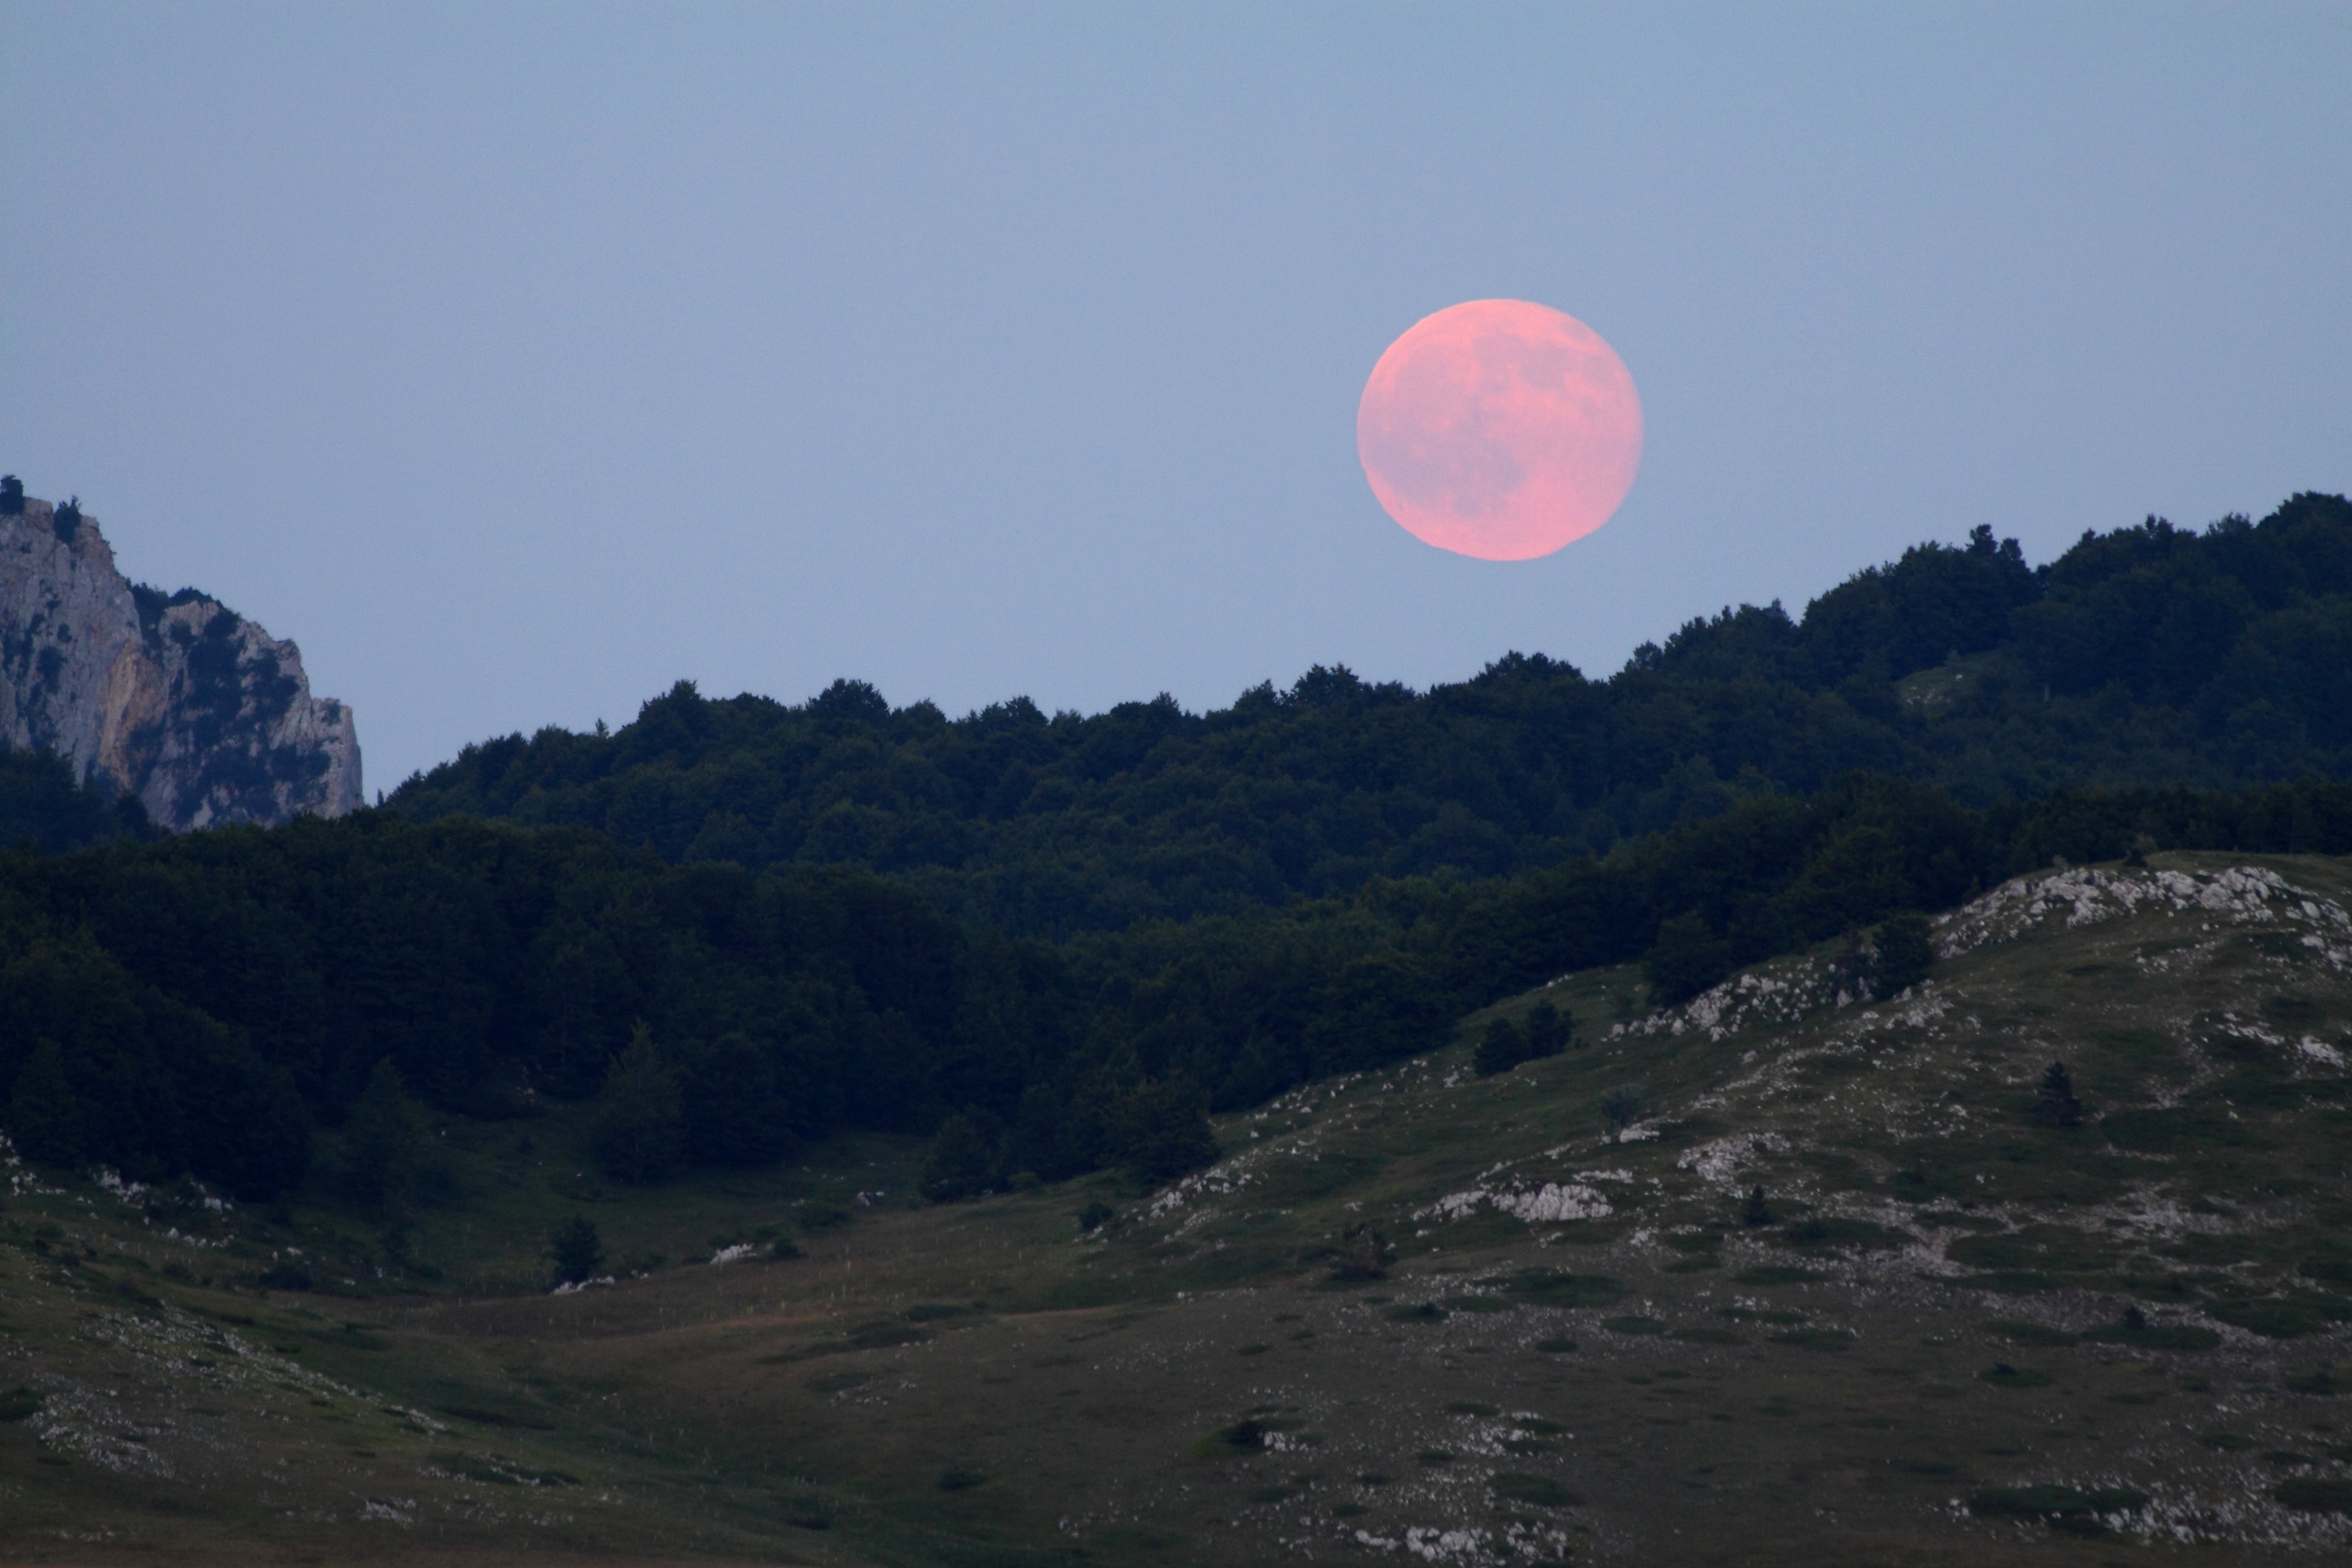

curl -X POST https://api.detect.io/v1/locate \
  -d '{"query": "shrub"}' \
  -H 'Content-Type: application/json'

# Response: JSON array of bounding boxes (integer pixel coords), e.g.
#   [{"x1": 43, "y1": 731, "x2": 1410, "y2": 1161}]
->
[
  {"x1": 1194, "y1": 1419, "x2": 1267, "y2": 1457},
  {"x1": 1502, "y1": 1269, "x2": 1625, "y2": 1308},
  {"x1": 0, "y1": 475, "x2": 23, "y2": 515},
  {"x1": 1783, "y1": 1216, "x2": 1907, "y2": 1252},
  {"x1": 2284, "y1": 1365, "x2": 2347, "y2": 1396},
  {"x1": 1740, "y1": 1185, "x2": 1774, "y2": 1226},
  {"x1": 2082, "y1": 1306, "x2": 2220, "y2": 1351},
  {"x1": 1600, "y1": 1086, "x2": 1646, "y2": 1141},
  {"x1": 904, "y1": 1302, "x2": 983, "y2": 1323},
  {"x1": 1968, "y1": 1485, "x2": 2148, "y2": 1526},
  {"x1": 2209, "y1": 1296, "x2": 2342, "y2": 1340},
  {"x1": 1075, "y1": 1199, "x2": 1115, "y2": 1232},
  {"x1": 1491, "y1": 1472, "x2": 1581, "y2": 1508},
  {"x1": 1675, "y1": 1323, "x2": 1748, "y2": 1344},
  {"x1": 1327, "y1": 1223, "x2": 1394, "y2": 1282},
  {"x1": 2274, "y1": 1477, "x2": 2352, "y2": 1515},
  {"x1": 1980, "y1": 1319, "x2": 2080, "y2": 1347}
]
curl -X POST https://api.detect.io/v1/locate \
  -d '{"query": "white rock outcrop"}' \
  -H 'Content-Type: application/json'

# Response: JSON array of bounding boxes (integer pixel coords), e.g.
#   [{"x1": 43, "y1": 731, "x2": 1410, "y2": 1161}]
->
[{"x1": 0, "y1": 492, "x2": 360, "y2": 829}]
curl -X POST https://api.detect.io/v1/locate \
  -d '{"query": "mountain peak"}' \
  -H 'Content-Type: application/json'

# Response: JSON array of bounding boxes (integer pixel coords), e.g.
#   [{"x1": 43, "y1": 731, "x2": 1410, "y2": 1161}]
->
[{"x1": 0, "y1": 487, "x2": 360, "y2": 829}]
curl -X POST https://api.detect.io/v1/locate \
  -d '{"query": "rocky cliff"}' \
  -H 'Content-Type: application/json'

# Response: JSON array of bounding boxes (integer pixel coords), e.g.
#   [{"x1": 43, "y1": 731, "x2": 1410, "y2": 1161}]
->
[{"x1": 0, "y1": 488, "x2": 360, "y2": 830}]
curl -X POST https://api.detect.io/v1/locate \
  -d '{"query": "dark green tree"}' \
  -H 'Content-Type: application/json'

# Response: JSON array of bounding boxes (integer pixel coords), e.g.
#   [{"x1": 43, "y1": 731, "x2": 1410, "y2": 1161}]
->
[
  {"x1": 2033, "y1": 1061, "x2": 2085, "y2": 1129},
  {"x1": 342, "y1": 1058, "x2": 424, "y2": 1216},
  {"x1": 547, "y1": 1215, "x2": 604, "y2": 1283},
  {"x1": 1472, "y1": 1016, "x2": 1527, "y2": 1077},
  {"x1": 1522, "y1": 1001, "x2": 1572, "y2": 1059},
  {"x1": 1106, "y1": 1078, "x2": 1217, "y2": 1185},
  {"x1": 1741, "y1": 1185, "x2": 1774, "y2": 1227},
  {"x1": 593, "y1": 1024, "x2": 684, "y2": 1182},
  {"x1": 1644, "y1": 913, "x2": 1733, "y2": 1007},
  {"x1": 675, "y1": 1032, "x2": 790, "y2": 1168},
  {"x1": 1869, "y1": 911, "x2": 1936, "y2": 996},
  {"x1": 920, "y1": 1112, "x2": 997, "y2": 1202},
  {"x1": 1305, "y1": 955, "x2": 1449, "y2": 1075},
  {"x1": 6, "y1": 1038, "x2": 83, "y2": 1166},
  {"x1": 0, "y1": 475, "x2": 23, "y2": 515}
]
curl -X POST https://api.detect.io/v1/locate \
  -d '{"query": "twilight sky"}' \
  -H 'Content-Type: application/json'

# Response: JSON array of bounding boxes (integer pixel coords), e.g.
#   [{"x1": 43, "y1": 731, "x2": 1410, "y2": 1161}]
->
[{"x1": 3, "y1": 3, "x2": 2348, "y2": 791}]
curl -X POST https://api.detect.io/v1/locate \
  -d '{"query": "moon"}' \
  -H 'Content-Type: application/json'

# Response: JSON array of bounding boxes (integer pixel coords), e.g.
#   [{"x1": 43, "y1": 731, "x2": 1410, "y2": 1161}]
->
[{"x1": 1356, "y1": 299, "x2": 1643, "y2": 561}]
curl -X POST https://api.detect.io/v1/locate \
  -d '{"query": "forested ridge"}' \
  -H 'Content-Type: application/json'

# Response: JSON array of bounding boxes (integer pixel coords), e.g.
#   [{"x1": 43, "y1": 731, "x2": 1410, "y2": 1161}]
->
[
  {"x1": 390, "y1": 492, "x2": 2352, "y2": 938},
  {"x1": 4, "y1": 492, "x2": 2352, "y2": 1206}
]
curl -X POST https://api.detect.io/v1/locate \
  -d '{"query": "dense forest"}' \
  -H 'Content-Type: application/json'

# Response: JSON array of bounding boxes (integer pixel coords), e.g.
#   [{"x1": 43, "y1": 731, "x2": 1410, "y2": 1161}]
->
[
  {"x1": 389, "y1": 493, "x2": 2352, "y2": 937},
  {"x1": 0, "y1": 746, "x2": 157, "y2": 853},
  {"x1": 6, "y1": 776, "x2": 2349, "y2": 1202},
  {"x1": 5, "y1": 492, "x2": 2351, "y2": 1206}
]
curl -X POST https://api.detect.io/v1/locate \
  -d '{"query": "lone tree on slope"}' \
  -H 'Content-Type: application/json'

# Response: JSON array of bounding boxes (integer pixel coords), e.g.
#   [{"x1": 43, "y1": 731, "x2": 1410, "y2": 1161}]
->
[
  {"x1": 547, "y1": 1215, "x2": 605, "y2": 1284},
  {"x1": 2033, "y1": 1061, "x2": 2085, "y2": 1129}
]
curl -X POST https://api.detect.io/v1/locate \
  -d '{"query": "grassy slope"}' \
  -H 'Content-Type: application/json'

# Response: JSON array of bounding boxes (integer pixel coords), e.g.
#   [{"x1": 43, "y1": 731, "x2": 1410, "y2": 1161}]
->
[{"x1": 6, "y1": 852, "x2": 2352, "y2": 1566}]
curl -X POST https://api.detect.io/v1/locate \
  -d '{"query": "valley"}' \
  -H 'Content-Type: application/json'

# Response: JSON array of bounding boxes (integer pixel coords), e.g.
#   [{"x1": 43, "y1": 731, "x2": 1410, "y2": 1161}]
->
[{"x1": 7, "y1": 851, "x2": 2351, "y2": 1565}]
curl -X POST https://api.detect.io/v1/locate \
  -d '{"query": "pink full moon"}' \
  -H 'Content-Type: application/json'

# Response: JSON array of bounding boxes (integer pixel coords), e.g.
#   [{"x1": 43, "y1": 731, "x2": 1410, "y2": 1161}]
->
[{"x1": 1356, "y1": 299, "x2": 1643, "y2": 561}]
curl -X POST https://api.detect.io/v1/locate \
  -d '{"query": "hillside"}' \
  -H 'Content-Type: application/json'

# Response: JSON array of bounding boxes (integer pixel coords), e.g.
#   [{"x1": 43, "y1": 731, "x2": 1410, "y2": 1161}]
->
[
  {"x1": 388, "y1": 493, "x2": 2352, "y2": 937},
  {"x1": 0, "y1": 479, "x2": 362, "y2": 831},
  {"x1": 6, "y1": 849, "x2": 2350, "y2": 1564}
]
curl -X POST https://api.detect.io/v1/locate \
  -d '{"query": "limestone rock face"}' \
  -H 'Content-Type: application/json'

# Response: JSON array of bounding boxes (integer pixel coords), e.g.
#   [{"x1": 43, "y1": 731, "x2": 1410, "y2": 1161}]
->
[{"x1": 0, "y1": 493, "x2": 361, "y2": 830}]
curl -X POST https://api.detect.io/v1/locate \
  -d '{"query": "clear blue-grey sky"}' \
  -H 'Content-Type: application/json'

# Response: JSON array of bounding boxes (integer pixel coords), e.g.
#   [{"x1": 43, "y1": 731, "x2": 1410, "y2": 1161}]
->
[{"x1": 4, "y1": 3, "x2": 2347, "y2": 790}]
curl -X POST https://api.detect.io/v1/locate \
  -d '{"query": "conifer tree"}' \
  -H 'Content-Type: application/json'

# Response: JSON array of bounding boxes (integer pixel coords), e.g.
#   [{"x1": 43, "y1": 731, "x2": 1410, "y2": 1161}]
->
[
  {"x1": 6, "y1": 1038, "x2": 84, "y2": 1166},
  {"x1": 1741, "y1": 1185, "x2": 1774, "y2": 1227},
  {"x1": 593, "y1": 1024, "x2": 684, "y2": 1182},
  {"x1": 547, "y1": 1215, "x2": 605, "y2": 1284},
  {"x1": 343, "y1": 1058, "x2": 423, "y2": 1216},
  {"x1": 2033, "y1": 1061, "x2": 2084, "y2": 1128}
]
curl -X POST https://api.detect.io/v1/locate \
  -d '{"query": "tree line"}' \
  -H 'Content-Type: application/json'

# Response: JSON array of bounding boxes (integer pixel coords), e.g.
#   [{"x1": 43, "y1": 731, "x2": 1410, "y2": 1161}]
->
[{"x1": 385, "y1": 493, "x2": 2352, "y2": 939}]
